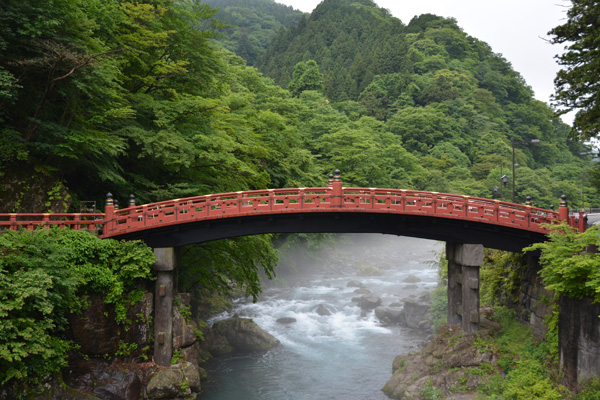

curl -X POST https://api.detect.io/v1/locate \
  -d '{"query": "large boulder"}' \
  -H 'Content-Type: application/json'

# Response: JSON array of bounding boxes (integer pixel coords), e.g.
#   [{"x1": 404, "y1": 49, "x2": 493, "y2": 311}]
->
[
  {"x1": 375, "y1": 306, "x2": 405, "y2": 326},
  {"x1": 353, "y1": 295, "x2": 383, "y2": 310},
  {"x1": 402, "y1": 274, "x2": 421, "y2": 283},
  {"x1": 146, "y1": 362, "x2": 200, "y2": 400},
  {"x1": 403, "y1": 300, "x2": 431, "y2": 330},
  {"x1": 201, "y1": 317, "x2": 279, "y2": 356},
  {"x1": 314, "y1": 303, "x2": 336, "y2": 316}
]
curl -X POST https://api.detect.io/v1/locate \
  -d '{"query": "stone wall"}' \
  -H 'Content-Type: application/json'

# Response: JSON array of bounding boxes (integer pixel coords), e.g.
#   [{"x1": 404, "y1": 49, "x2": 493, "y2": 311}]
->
[
  {"x1": 494, "y1": 253, "x2": 553, "y2": 337},
  {"x1": 494, "y1": 253, "x2": 600, "y2": 388},
  {"x1": 559, "y1": 296, "x2": 600, "y2": 389}
]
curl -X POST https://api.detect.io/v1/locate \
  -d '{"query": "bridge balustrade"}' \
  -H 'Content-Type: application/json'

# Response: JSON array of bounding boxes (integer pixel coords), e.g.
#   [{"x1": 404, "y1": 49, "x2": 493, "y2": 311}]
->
[
  {"x1": 0, "y1": 213, "x2": 104, "y2": 232},
  {"x1": 0, "y1": 186, "x2": 578, "y2": 237}
]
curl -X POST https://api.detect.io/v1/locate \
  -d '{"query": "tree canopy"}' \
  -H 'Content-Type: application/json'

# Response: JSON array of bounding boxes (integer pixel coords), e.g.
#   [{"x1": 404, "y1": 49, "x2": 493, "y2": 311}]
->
[{"x1": 550, "y1": 0, "x2": 600, "y2": 141}]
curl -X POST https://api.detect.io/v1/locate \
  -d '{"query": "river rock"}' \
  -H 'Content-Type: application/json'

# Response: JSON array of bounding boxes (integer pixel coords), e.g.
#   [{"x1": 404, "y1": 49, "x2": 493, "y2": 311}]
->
[
  {"x1": 354, "y1": 295, "x2": 382, "y2": 310},
  {"x1": 276, "y1": 317, "x2": 297, "y2": 324},
  {"x1": 201, "y1": 317, "x2": 280, "y2": 356},
  {"x1": 356, "y1": 264, "x2": 385, "y2": 276},
  {"x1": 403, "y1": 300, "x2": 431, "y2": 329},
  {"x1": 314, "y1": 303, "x2": 335, "y2": 316},
  {"x1": 146, "y1": 361, "x2": 200, "y2": 400},
  {"x1": 402, "y1": 274, "x2": 421, "y2": 283},
  {"x1": 347, "y1": 280, "x2": 364, "y2": 288},
  {"x1": 375, "y1": 306, "x2": 405, "y2": 325},
  {"x1": 354, "y1": 288, "x2": 371, "y2": 295}
]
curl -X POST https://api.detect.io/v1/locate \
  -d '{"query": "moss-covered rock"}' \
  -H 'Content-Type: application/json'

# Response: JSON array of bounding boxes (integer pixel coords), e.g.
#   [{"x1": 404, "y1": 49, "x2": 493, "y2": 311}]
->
[{"x1": 201, "y1": 317, "x2": 279, "y2": 356}]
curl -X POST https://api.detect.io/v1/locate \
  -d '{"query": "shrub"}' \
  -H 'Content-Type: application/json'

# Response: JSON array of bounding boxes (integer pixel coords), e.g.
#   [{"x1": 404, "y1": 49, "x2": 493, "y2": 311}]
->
[{"x1": 0, "y1": 228, "x2": 155, "y2": 391}]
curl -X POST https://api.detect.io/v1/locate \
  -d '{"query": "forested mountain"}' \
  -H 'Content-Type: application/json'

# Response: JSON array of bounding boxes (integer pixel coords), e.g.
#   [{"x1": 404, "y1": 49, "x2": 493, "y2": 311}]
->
[
  {"x1": 206, "y1": 0, "x2": 305, "y2": 66},
  {"x1": 251, "y1": 0, "x2": 595, "y2": 207}
]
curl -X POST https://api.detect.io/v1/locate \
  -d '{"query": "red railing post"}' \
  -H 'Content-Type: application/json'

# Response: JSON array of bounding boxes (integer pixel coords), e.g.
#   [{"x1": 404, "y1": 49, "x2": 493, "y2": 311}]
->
[
  {"x1": 558, "y1": 194, "x2": 569, "y2": 223},
  {"x1": 9, "y1": 214, "x2": 16, "y2": 231},
  {"x1": 332, "y1": 169, "x2": 342, "y2": 207}
]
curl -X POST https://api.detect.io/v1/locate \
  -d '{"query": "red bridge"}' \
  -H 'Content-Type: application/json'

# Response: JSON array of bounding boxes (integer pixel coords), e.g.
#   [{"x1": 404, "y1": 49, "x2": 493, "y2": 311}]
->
[
  {"x1": 0, "y1": 172, "x2": 582, "y2": 252},
  {"x1": 0, "y1": 171, "x2": 586, "y2": 365}
]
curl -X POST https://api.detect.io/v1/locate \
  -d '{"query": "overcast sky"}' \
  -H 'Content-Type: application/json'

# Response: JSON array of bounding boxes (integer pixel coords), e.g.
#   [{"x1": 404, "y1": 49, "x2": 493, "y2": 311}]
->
[{"x1": 275, "y1": 0, "x2": 572, "y2": 122}]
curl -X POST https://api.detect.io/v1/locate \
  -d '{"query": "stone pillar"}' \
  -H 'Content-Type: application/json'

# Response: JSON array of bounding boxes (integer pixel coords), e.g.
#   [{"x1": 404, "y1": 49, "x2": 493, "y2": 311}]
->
[
  {"x1": 446, "y1": 242, "x2": 483, "y2": 332},
  {"x1": 154, "y1": 247, "x2": 177, "y2": 366},
  {"x1": 446, "y1": 243, "x2": 462, "y2": 326}
]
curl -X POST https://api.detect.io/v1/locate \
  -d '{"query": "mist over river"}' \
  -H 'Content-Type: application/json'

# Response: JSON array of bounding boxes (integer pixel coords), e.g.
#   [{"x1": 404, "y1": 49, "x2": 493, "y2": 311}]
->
[{"x1": 200, "y1": 235, "x2": 443, "y2": 400}]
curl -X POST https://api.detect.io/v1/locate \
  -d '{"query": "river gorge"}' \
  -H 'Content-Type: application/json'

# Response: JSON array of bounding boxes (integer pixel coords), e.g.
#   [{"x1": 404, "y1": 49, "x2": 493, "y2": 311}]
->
[{"x1": 200, "y1": 235, "x2": 443, "y2": 400}]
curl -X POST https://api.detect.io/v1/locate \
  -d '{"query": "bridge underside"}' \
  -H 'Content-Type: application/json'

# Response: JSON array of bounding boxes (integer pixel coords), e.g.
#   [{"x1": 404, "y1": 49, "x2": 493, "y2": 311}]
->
[{"x1": 111, "y1": 212, "x2": 547, "y2": 252}]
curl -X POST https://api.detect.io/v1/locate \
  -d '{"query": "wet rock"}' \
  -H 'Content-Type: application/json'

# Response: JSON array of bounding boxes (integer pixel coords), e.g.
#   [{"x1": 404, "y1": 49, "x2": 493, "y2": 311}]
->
[
  {"x1": 404, "y1": 300, "x2": 431, "y2": 329},
  {"x1": 347, "y1": 280, "x2": 364, "y2": 288},
  {"x1": 356, "y1": 264, "x2": 385, "y2": 276},
  {"x1": 353, "y1": 288, "x2": 371, "y2": 295},
  {"x1": 276, "y1": 317, "x2": 297, "y2": 324},
  {"x1": 314, "y1": 303, "x2": 336, "y2": 316},
  {"x1": 201, "y1": 317, "x2": 279, "y2": 356},
  {"x1": 91, "y1": 369, "x2": 142, "y2": 400},
  {"x1": 403, "y1": 284, "x2": 418, "y2": 289},
  {"x1": 179, "y1": 342, "x2": 211, "y2": 366},
  {"x1": 402, "y1": 274, "x2": 421, "y2": 283},
  {"x1": 375, "y1": 306, "x2": 405, "y2": 325},
  {"x1": 354, "y1": 295, "x2": 382, "y2": 310}
]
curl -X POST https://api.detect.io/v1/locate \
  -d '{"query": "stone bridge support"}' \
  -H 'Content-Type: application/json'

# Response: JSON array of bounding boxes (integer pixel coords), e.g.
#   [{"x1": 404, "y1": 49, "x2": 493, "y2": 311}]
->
[
  {"x1": 153, "y1": 247, "x2": 178, "y2": 366},
  {"x1": 446, "y1": 242, "x2": 484, "y2": 333}
]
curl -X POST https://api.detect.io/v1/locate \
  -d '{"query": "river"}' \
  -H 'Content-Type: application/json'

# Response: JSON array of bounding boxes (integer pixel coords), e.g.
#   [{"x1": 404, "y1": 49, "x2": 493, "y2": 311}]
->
[{"x1": 200, "y1": 235, "x2": 443, "y2": 400}]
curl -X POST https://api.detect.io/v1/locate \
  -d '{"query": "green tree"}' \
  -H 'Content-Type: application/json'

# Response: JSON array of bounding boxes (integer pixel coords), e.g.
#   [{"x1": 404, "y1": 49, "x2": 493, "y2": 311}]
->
[
  {"x1": 550, "y1": 0, "x2": 600, "y2": 140},
  {"x1": 288, "y1": 60, "x2": 324, "y2": 96}
]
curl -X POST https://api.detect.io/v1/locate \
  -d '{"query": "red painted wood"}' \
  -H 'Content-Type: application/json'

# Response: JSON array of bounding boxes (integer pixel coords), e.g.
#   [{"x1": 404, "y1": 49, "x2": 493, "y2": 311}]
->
[{"x1": 0, "y1": 187, "x2": 578, "y2": 237}]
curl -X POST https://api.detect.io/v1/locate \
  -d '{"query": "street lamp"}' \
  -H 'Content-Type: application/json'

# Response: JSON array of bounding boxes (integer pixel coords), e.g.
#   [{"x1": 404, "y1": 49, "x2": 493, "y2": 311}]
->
[
  {"x1": 500, "y1": 175, "x2": 509, "y2": 201},
  {"x1": 511, "y1": 139, "x2": 540, "y2": 203}
]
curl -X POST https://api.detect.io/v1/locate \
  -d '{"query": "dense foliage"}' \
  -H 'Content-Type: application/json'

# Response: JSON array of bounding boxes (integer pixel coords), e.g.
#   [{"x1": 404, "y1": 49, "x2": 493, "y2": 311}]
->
[
  {"x1": 252, "y1": 0, "x2": 596, "y2": 207},
  {"x1": 525, "y1": 224, "x2": 600, "y2": 302},
  {"x1": 206, "y1": 0, "x2": 304, "y2": 66},
  {"x1": 0, "y1": 228, "x2": 155, "y2": 389}
]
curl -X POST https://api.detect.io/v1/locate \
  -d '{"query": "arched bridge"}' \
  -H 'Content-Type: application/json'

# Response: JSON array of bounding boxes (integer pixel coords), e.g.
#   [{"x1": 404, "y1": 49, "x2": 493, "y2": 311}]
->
[
  {"x1": 0, "y1": 172, "x2": 586, "y2": 366},
  {"x1": 0, "y1": 174, "x2": 581, "y2": 252}
]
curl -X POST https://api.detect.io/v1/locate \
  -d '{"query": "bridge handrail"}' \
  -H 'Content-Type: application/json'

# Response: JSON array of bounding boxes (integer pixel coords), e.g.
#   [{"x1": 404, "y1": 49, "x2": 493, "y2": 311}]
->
[
  {"x1": 0, "y1": 186, "x2": 577, "y2": 236},
  {"x1": 0, "y1": 213, "x2": 105, "y2": 231}
]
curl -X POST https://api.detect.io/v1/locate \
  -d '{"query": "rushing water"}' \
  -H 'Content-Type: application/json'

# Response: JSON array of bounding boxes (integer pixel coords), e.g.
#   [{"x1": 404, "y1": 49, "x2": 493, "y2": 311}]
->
[{"x1": 200, "y1": 235, "x2": 443, "y2": 400}]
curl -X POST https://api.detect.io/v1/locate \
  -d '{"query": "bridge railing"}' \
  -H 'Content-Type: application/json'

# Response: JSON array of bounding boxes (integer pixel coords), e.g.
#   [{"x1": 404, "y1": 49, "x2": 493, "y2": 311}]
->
[
  {"x1": 0, "y1": 213, "x2": 105, "y2": 232},
  {"x1": 103, "y1": 188, "x2": 334, "y2": 235},
  {"x1": 0, "y1": 186, "x2": 578, "y2": 237},
  {"x1": 342, "y1": 188, "x2": 563, "y2": 232}
]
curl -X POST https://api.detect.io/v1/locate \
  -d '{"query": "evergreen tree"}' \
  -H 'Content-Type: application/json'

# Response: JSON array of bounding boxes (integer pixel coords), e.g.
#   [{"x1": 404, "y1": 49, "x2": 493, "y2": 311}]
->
[{"x1": 550, "y1": 0, "x2": 600, "y2": 141}]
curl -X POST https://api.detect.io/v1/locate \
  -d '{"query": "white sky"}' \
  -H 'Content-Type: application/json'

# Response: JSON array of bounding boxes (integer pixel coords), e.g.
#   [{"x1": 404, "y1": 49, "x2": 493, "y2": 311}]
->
[{"x1": 275, "y1": 0, "x2": 572, "y2": 123}]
